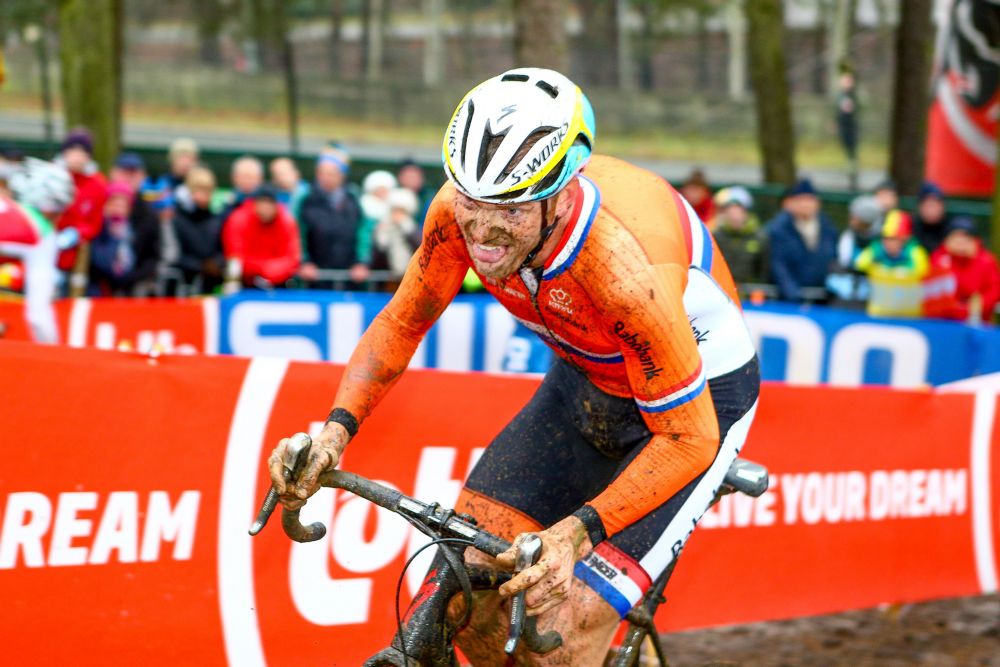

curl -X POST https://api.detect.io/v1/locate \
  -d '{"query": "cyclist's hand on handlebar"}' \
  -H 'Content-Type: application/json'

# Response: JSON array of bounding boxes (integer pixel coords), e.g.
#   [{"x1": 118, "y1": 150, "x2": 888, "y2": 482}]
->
[
  {"x1": 268, "y1": 422, "x2": 349, "y2": 510},
  {"x1": 496, "y1": 515, "x2": 592, "y2": 617}
]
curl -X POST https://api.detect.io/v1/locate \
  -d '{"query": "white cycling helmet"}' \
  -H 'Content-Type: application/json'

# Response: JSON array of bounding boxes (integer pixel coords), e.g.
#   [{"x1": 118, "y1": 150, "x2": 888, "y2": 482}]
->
[
  {"x1": 442, "y1": 67, "x2": 596, "y2": 203},
  {"x1": 9, "y1": 158, "x2": 76, "y2": 213}
]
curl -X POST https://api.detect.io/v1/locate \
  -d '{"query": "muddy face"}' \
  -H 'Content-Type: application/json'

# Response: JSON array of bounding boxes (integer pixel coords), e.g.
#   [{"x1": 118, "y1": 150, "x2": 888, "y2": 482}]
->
[{"x1": 454, "y1": 192, "x2": 543, "y2": 279}]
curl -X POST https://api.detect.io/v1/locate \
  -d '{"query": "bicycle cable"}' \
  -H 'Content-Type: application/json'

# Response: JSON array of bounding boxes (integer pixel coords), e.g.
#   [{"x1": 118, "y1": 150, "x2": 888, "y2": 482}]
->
[{"x1": 393, "y1": 537, "x2": 475, "y2": 667}]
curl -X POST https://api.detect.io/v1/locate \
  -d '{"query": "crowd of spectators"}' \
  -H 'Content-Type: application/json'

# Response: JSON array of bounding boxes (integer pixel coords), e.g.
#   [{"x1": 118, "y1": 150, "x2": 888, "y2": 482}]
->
[
  {"x1": 687, "y1": 168, "x2": 999, "y2": 324},
  {"x1": 0, "y1": 127, "x2": 435, "y2": 299},
  {"x1": 0, "y1": 126, "x2": 996, "y2": 326}
]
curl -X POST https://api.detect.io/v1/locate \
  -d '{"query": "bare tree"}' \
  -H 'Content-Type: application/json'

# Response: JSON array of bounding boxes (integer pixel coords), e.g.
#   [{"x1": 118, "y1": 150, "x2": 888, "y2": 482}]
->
[
  {"x1": 513, "y1": 0, "x2": 569, "y2": 71},
  {"x1": 58, "y1": 0, "x2": 121, "y2": 172},
  {"x1": 889, "y1": 0, "x2": 933, "y2": 195},
  {"x1": 745, "y1": 0, "x2": 796, "y2": 184}
]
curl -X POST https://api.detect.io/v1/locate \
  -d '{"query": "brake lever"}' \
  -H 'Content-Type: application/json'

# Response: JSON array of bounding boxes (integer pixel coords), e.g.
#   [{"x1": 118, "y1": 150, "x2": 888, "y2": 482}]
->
[
  {"x1": 504, "y1": 534, "x2": 543, "y2": 655},
  {"x1": 248, "y1": 432, "x2": 313, "y2": 536}
]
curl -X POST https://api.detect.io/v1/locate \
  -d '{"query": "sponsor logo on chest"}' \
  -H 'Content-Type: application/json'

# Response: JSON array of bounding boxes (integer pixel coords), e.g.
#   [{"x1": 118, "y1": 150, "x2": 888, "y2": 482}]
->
[{"x1": 546, "y1": 287, "x2": 574, "y2": 315}]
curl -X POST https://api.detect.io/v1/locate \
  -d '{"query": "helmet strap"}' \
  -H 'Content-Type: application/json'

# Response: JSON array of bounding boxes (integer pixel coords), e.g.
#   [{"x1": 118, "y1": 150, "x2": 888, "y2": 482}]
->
[{"x1": 521, "y1": 195, "x2": 560, "y2": 269}]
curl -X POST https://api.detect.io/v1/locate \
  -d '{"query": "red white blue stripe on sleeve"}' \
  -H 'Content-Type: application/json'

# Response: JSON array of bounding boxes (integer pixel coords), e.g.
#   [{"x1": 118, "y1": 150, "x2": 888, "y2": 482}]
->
[
  {"x1": 573, "y1": 542, "x2": 652, "y2": 619},
  {"x1": 634, "y1": 362, "x2": 707, "y2": 413},
  {"x1": 676, "y1": 193, "x2": 714, "y2": 273}
]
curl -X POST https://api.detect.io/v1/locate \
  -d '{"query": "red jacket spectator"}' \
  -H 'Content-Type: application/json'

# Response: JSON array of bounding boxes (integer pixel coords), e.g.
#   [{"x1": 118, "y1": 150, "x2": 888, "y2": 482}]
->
[
  {"x1": 222, "y1": 191, "x2": 301, "y2": 286},
  {"x1": 930, "y1": 217, "x2": 1000, "y2": 321},
  {"x1": 56, "y1": 129, "x2": 108, "y2": 271}
]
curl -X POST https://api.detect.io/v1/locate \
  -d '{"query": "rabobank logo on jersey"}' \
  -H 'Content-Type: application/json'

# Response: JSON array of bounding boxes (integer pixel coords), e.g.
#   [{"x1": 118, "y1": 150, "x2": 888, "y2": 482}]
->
[{"x1": 213, "y1": 291, "x2": 1000, "y2": 388}]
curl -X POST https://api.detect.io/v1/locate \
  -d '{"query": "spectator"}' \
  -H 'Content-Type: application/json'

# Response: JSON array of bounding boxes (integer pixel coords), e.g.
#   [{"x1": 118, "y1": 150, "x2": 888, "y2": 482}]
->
[
  {"x1": 54, "y1": 128, "x2": 107, "y2": 284},
  {"x1": 222, "y1": 156, "x2": 265, "y2": 220},
  {"x1": 141, "y1": 137, "x2": 200, "y2": 213},
  {"x1": 837, "y1": 195, "x2": 882, "y2": 268},
  {"x1": 827, "y1": 194, "x2": 883, "y2": 304},
  {"x1": 397, "y1": 158, "x2": 435, "y2": 227},
  {"x1": 88, "y1": 180, "x2": 160, "y2": 296},
  {"x1": 358, "y1": 170, "x2": 397, "y2": 275},
  {"x1": 173, "y1": 166, "x2": 224, "y2": 293},
  {"x1": 853, "y1": 210, "x2": 929, "y2": 317},
  {"x1": 767, "y1": 178, "x2": 838, "y2": 301},
  {"x1": 872, "y1": 178, "x2": 899, "y2": 213},
  {"x1": 930, "y1": 217, "x2": 1000, "y2": 322},
  {"x1": 914, "y1": 181, "x2": 951, "y2": 253},
  {"x1": 836, "y1": 67, "x2": 859, "y2": 190},
  {"x1": 680, "y1": 168, "x2": 714, "y2": 227},
  {"x1": 269, "y1": 157, "x2": 310, "y2": 222},
  {"x1": 110, "y1": 152, "x2": 161, "y2": 265},
  {"x1": 222, "y1": 185, "x2": 300, "y2": 288},
  {"x1": 297, "y1": 149, "x2": 366, "y2": 285},
  {"x1": 710, "y1": 186, "x2": 768, "y2": 285},
  {"x1": 371, "y1": 188, "x2": 421, "y2": 278}
]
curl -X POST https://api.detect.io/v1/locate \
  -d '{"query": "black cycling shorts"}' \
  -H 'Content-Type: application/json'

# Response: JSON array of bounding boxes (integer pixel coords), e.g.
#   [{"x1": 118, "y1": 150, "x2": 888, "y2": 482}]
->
[{"x1": 463, "y1": 356, "x2": 760, "y2": 618}]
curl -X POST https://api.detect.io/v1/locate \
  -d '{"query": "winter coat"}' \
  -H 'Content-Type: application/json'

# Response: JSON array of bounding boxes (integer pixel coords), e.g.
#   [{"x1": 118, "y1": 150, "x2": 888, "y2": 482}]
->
[
  {"x1": 173, "y1": 195, "x2": 224, "y2": 285},
  {"x1": 298, "y1": 186, "x2": 363, "y2": 269},
  {"x1": 57, "y1": 169, "x2": 107, "y2": 271},
  {"x1": 930, "y1": 243, "x2": 1000, "y2": 321},
  {"x1": 222, "y1": 200, "x2": 301, "y2": 286},
  {"x1": 711, "y1": 215, "x2": 769, "y2": 285},
  {"x1": 766, "y1": 210, "x2": 838, "y2": 301}
]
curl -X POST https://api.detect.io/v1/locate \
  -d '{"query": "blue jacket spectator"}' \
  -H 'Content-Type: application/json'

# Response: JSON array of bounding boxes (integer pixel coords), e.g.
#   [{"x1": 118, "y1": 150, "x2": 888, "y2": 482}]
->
[
  {"x1": 297, "y1": 149, "x2": 366, "y2": 285},
  {"x1": 140, "y1": 137, "x2": 200, "y2": 215},
  {"x1": 768, "y1": 179, "x2": 838, "y2": 301}
]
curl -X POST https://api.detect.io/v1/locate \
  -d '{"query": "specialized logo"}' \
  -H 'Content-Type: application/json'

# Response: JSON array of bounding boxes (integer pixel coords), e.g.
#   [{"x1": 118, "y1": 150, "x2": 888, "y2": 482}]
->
[
  {"x1": 495, "y1": 104, "x2": 518, "y2": 127},
  {"x1": 613, "y1": 321, "x2": 664, "y2": 380},
  {"x1": 509, "y1": 123, "x2": 569, "y2": 185}
]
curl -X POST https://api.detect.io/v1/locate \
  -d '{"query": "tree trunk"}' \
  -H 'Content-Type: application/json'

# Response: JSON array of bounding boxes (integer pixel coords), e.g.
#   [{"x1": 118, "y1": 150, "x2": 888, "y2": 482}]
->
[
  {"x1": 827, "y1": 0, "x2": 856, "y2": 96},
  {"x1": 58, "y1": 0, "x2": 121, "y2": 173},
  {"x1": 745, "y1": 0, "x2": 796, "y2": 185},
  {"x1": 364, "y1": 0, "x2": 384, "y2": 82},
  {"x1": 725, "y1": 0, "x2": 746, "y2": 101},
  {"x1": 889, "y1": 0, "x2": 933, "y2": 196},
  {"x1": 578, "y1": 0, "x2": 617, "y2": 87},
  {"x1": 423, "y1": 0, "x2": 445, "y2": 87},
  {"x1": 329, "y1": 0, "x2": 344, "y2": 77},
  {"x1": 617, "y1": 0, "x2": 635, "y2": 92},
  {"x1": 513, "y1": 0, "x2": 568, "y2": 71},
  {"x1": 194, "y1": 0, "x2": 226, "y2": 65}
]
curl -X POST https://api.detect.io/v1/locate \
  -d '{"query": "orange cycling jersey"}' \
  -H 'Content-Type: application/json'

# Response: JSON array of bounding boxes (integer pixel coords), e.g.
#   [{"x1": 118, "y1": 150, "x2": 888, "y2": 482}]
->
[{"x1": 334, "y1": 155, "x2": 757, "y2": 537}]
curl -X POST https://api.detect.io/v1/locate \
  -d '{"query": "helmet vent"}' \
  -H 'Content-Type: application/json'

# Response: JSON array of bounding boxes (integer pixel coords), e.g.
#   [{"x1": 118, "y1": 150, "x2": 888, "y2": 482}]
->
[
  {"x1": 535, "y1": 80, "x2": 559, "y2": 98},
  {"x1": 477, "y1": 122, "x2": 509, "y2": 180},
  {"x1": 501, "y1": 73, "x2": 530, "y2": 82},
  {"x1": 460, "y1": 99, "x2": 475, "y2": 167}
]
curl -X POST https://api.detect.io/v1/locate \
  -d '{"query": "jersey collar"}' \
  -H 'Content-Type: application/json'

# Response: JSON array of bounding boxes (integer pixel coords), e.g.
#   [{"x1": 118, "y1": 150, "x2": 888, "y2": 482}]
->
[{"x1": 542, "y1": 176, "x2": 600, "y2": 280}]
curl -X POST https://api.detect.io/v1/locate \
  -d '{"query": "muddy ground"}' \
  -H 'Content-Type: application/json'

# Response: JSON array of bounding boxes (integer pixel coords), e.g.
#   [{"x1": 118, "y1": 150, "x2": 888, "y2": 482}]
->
[{"x1": 647, "y1": 594, "x2": 1000, "y2": 667}]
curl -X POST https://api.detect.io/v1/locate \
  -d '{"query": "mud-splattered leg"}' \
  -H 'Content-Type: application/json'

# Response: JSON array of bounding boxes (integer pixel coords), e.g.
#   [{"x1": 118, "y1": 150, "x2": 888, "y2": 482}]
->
[{"x1": 448, "y1": 490, "x2": 622, "y2": 666}]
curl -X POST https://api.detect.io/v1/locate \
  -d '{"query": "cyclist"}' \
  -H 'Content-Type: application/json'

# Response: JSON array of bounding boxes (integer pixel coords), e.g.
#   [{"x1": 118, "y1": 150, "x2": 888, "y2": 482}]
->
[
  {"x1": 0, "y1": 158, "x2": 75, "y2": 343},
  {"x1": 270, "y1": 68, "x2": 760, "y2": 663}
]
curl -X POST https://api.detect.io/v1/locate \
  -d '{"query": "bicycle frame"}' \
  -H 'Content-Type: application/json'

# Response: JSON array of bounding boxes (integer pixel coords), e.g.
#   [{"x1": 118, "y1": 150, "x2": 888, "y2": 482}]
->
[{"x1": 251, "y1": 437, "x2": 770, "y2": 667}]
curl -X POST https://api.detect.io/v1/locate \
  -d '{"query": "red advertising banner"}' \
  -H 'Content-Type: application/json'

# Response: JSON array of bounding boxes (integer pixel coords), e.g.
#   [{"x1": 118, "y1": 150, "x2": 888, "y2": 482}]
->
[
  {"x1": 0, "y1": 341, "x2": 997, "y2": 665},
  {"x1": 925, "y1": 0, "x2": 998, "y2": 196}
]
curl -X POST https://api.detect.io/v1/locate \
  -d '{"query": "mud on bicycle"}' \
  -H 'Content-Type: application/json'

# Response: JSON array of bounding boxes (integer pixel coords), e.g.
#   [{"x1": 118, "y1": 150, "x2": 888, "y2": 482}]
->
[{"x1": 250, "y1": 434, "x2": 769, "y2": 666}]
